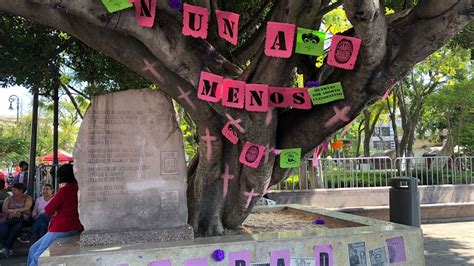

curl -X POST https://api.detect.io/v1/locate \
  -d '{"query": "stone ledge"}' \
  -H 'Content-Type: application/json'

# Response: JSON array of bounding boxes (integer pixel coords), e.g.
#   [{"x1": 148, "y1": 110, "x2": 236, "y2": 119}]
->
[{"x1": 80, "y1": 225, "x2": 194, "y2": 246}]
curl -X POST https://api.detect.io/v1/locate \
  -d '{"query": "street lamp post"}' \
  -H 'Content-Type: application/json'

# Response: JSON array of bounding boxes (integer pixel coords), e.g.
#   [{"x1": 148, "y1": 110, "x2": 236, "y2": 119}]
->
[{"x1": 8, "y1": 94, "x2": 20, "y2": 124}]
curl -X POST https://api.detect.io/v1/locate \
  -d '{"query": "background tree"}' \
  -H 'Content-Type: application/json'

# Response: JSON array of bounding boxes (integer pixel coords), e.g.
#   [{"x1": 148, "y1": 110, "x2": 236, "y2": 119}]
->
[{"x1": 0, "y1": 0, "x2": 472, "y2": 236}]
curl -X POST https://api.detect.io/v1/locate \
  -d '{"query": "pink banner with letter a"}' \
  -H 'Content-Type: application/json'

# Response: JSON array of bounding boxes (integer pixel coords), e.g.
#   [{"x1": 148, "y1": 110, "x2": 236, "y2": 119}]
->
[{"x1": 265, "y1": 22, "x2": 296, "y2": 58}]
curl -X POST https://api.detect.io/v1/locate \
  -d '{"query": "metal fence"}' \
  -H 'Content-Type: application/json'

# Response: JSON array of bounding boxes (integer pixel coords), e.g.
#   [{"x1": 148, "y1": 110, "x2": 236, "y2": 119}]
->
[{"x1": 276, "y1": 156, "x2": 474, "y2": 190}]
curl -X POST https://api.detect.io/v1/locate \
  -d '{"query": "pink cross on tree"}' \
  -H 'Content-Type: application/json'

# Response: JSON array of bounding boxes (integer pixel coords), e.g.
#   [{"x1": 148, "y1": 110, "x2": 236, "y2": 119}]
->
[
  {"x1": 244, "y1": 189, "x2": 259, "y2": 208},
  {"x1": 178, "y1": 87, "x2": 196, "y2": 110},
  {"x1": 324, "y1": 106, "x2": 351, "y2": 128},
  {"x1": 201, "y1": 128, "x2": 217, "y2": 161},
  {"x1": 143, "y1": 59, "x2": 162, "y2": 81},
  {"x1": 221, "y1": 163, "x2": 235, "y2": 197}
]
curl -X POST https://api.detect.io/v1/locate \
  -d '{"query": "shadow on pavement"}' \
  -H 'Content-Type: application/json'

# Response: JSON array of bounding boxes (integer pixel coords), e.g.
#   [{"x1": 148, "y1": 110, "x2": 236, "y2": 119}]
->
[{"x1": 424, "y1": 235, "x2": 474, "y2": 266}]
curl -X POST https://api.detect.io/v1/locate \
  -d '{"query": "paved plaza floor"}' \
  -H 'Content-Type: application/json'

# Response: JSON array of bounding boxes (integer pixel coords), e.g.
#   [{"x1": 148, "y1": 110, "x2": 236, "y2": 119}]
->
[{"x1": 0, "y1": 221, "x2": 473, "y2": 265}]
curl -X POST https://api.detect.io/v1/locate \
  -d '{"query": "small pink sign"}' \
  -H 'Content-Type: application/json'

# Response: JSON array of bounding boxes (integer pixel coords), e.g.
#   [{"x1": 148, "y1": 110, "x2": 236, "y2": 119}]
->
[
  {"x1": 287, "y1": 88, "x2": 312, "y2": 109},
  {"x1": 216, "y1": 10, "x2": 240, "y2": 45},
  {"x1": 222, "y1": 79, "x2": 245, "y2": 109},
  {"x1": 148, "y1": 259, "x2": 171, "y2": 266},
  {"x1": 229, "y1": 250, "x2": 252, "y2": 266},
  {"x1": 197, "y1": 71, "x2": 223, "y2": 103},
  {"x1": 327, "y1": 35, "x2": 362, "y2": 70},
  {"x1": 386, "y1": 236, "x2": 406, "y2": 263},
  {"x1": 182, "y1": 3, "x2": 209, "y2": 39},
  {"x1": 134, "y1": 0, "x2": 157, "y2": 27},
  {"x1": 222, "y1": 121, "x2": 239, "y2": 144},
  {"x1": 239, "y1": 141, "x2": 266, "y2": 168},
  {"x1": 268, "y1": 87, "x2": 290, "y2": 108},
  {"x1": 270, "y1": 249, "x2": 291, "y2": 266},
  {"x1": 245, "y1": 84, "x2": 269, "y2": 112},
  {"x1": 265, "y1": 22, "x2": 296, "y2": 58},
  {"x1": 184, "y1": 258, "x2": 208, "y2": 266},
  {"x1": 314, "y1": 244, "x2": 334, "y2": 266}
]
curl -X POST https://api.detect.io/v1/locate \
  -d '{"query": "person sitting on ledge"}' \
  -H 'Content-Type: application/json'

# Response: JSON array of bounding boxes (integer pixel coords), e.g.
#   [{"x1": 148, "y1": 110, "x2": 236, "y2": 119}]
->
[
  {"x1": 18, "y1": 184, "x2": 54, "y2": 244},
  {"x1": 0, "y1": 182, "x2": 33, "y2": 257},
  {"x1": 27, "y1": 164, "x2": 84, "y2": 266},
  {"x1": 0, "y1": 180, "x2": 9, "y2": 201}
]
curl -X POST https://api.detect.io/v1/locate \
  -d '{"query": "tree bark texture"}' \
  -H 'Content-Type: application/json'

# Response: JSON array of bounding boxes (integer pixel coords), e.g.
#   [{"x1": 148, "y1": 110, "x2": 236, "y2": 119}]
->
[{"x1": 1, "y1": 0, "x2": 472, "y2": 236}]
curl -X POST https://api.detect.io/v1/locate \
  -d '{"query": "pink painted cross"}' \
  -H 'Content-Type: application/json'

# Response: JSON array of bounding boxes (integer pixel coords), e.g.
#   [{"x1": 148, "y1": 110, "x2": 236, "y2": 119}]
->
[
  {"x1": 221, "y1": 163, "x2": 235, "y2": 197},
  {"x1": 201, "y1": 128, "x2": 217, "y2": 161},
  {"x1": 143, "y1": 59, "x2": 162, "y2": 81},
  {"x1": 262, "y1": 178, "x2": 271, "y2": 195},
  {"x1": 225, "y1": 113, "x2": 247, "y2": 133},
  {"x1": 178, "y1": 87, "x2": 196, "y2": 110},
  {"x1": 244, "y1": 189, "x2": 260, "y2": 209},
  {"x1": 324, "y1": 106, "x2": 351, "y2": 128},
  {"x1": 265, "y1": 108, "x2": 273, "y2": 126}
]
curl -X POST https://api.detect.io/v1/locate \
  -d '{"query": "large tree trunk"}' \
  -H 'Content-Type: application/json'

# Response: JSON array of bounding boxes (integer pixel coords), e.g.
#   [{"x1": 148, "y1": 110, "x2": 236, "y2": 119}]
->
[{"x1": 1, "y1": 0, "x2": 472, "y2": 236}]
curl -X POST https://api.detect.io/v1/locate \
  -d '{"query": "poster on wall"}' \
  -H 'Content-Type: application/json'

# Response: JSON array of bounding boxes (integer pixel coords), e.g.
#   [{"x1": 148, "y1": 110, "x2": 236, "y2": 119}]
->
[
  {"x1": 386, "y1": 236, "x2": 407, "y2": 263},
  {"x1": 348, "y1": 242, "x2": 367, "y2": 266}
]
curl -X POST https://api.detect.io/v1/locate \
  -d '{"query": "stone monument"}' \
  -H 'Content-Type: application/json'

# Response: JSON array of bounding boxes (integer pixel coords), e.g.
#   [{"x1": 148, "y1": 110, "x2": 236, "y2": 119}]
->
[{"x1": 74, "y1": 88, "x2": 193, "y2": 245}]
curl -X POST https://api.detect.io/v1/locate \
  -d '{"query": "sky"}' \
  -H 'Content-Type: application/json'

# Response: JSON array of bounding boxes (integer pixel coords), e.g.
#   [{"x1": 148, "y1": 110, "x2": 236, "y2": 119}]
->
[{"x1": 0, "y1": 85, "x2": 33, "y2": 119}]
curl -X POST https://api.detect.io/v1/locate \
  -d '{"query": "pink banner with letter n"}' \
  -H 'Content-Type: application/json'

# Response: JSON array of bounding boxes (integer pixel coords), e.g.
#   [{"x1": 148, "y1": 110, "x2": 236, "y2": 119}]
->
[
  {"x1": 134, "y1": 0, "x2": 157, "y2": 28},
  {"x1": 245, "y1": 84, "x2": 269, "y2": 112},
  {"x1": 197, "y1": 71, "x2": 223, "y2": 103},
  {"x1": 327, "y1": 35, "x2": 362, "y2": 70},
  {"x1": 183, "y1": 4, "x2": 209, "y2": 39},
  {"x1": 265, "y1": 22, "x2": 296, "y2": 58},
  {"x1": 216, "y1": 10, "x2": 240, "y2": 45}
]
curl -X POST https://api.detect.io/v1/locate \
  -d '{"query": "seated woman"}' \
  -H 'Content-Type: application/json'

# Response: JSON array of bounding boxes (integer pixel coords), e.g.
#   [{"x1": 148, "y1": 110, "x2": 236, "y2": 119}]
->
[
  {"x1": 0, "y1": 182, "x2": 33, "y2": 257},
  {"x1": 18, "y1": 184, "x2": 54, "y2": 243},
  {"x1": 27, "y1": 164, "x2": 83, "y2": 266}
]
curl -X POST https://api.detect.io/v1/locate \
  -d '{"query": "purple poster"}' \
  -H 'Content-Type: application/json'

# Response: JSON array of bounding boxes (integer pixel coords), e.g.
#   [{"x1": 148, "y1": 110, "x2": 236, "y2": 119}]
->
[
  {"x1": 229, "y1": 250, "x2": 252, "y2": 266},
  {"x1": 386, "y1": 236, "x2": 407, "y2": 263},
  {"x1": 184, "y1": 257, "x2": 208, "y2": 266},
  {"x1": 148, "y1": 259, "x2": 171, "y2": 266},
  {"x1": 313, "y1": 244, "x2": 334, "y2": 266},
  {"x1": 270, "y1": 249, "x2": 290, "y2": 266}
]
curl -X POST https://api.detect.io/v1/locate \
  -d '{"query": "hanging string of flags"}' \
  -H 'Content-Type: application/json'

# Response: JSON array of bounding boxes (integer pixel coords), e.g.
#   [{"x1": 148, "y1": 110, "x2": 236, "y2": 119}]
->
[{"x1": 105, "y1": 0, "x2": 357, "y2": 172}]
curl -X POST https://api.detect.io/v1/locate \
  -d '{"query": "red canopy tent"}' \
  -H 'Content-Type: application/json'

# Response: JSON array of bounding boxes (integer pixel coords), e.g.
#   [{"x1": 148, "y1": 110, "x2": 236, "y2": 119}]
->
[{"x1": 42, "y1": 150, "x2": 74, "y2": 163}]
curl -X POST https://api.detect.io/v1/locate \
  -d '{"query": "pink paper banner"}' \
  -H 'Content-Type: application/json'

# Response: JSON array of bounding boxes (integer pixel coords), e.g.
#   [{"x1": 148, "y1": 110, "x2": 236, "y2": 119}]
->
[
  {"x1": 229, "y1": 250, "x2": 252, "y2": 266},
  {"x1": 197, "y1": 71, "x2": 223, "y2": 103},
  {"x1": 184, "y1": 258, "x2": 208, "y2": 266},
  {"x1": 222, "y1": 79, "x2": 245, "y2": 109},
  {"x1": 265, "y1": 22, "x2": 296, "y2": 58},
  {"x1": 148, "y1": 259, "x2": 171, "y2": 266},
  {"x1": 287, "y1": 88, "x2": 312, "y2": 110},
  {"x1": 268, "y1": 87, "x2": 290, "y2": 108},
  {"x1": 182, "y1": 3, "x2": 209, "y2": 39},
  {"x1": 327, "y1": 35, "x2": 362, "y2": 70},
  {"x1": 314, "y1": 244, "x2": 334, "y2": 266},
  {"x1": 270, "y1": 249, "x2": 291, "y2": 266},
  {"x1": 222, "y1": 121, "x2": 239, "y2": 144},
  {"x1": 239, "y1": 141, "x2": 266, "y2": 168},
  {"x1": 216, "y1": 10, "x2": 240, "y2": 45},
  {"x1": 135, "y1": 0, "x2": 157, "y2": 28},
  {"x1": 245, "y1": 84, "x2": 269, "y2": 112}
]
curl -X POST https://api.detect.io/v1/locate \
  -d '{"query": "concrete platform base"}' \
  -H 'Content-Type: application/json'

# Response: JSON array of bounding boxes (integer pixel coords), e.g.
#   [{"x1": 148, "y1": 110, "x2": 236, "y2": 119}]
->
[
  {"x1": 39, "y1": 205, "x2": 425, "y2": 266},
  {"x1": 80, "y1": 225, "x2": 194, "y2": 246}
]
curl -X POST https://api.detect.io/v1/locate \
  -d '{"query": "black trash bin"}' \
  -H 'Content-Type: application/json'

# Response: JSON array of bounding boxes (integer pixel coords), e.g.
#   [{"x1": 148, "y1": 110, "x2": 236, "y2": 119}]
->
[{"x1": 389, "y1": 177, "x2": 421, "y2": 227}]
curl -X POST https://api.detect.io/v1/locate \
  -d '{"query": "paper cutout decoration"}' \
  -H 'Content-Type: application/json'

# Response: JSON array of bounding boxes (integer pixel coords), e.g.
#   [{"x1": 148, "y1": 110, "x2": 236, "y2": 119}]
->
[
  {"x1": 216, "y1": 10, "x2": 240, "y2": 45},
  {"x1": 268, "y1": 87, "x2": 290, "y2": 108},
  {"x1": 102, "y1": 0, "x2": 133, "y2": 13},
  {"x1": 295, "y1": 28, "x2": 325, "y2": 56},
  {"x1": 222, "y1": 79, "x2": 245, "y2": 109},
  {"x1": 222, "y1": 122, "x2": 239, "y2": 144},
  {"x1": 135, "y1": 0, "x2": 157, "y2": 28},
  {"x1": 313, "y1": 244, "x2": 334, "y2": 266},
  {"x1": 327, "y1": 35, "x2": 362, "y2": 70},
  {"x1": 265, "y1": 22, "x2": 296, "y2": 58},
  {"x1": 183, "y1": 4, "x2": 209, "y2": 39},
  {"x1": 270, "y1": 249, "x2": 291, "y2": 266},
  {"x1": 245, "y1": 84, "x2": 269, "y2": 112},
  {"x1": 239, "y1": 141, "x2": 266, "y2": 168},
  {"x1": 348, "y1": 242, "x2": 367, "y2": 266},
  {"x1": 312, "y1": 140, "x2": 329, "y2": 167},
  {"x1": 184, "y1": 258, "x2": 208, "y2": 266},
  {"x1": 229, "y1": 250, "x2": 252, "y2": 266},
  {"x1": 386, "y1": 236, "x2": 406, "y2": 263},
  {"x1": 280, "y1": 148, "x2": 302, "y2": 168},
  {"x1": 287, "y1": 88, "x2": 312, "y2": 110},
  {"x1": 197, "y1": 71, "x2": 223, "y2": 102},
  {"x1": 148, "y1": 259, "x2": 171, "y2": 266},
  {"x1": 308, "y1": 82, "x2": 344, "y2": 105},
  {"x1": 369, "y1": 247, "x2": 388, "y2": 266}
]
